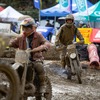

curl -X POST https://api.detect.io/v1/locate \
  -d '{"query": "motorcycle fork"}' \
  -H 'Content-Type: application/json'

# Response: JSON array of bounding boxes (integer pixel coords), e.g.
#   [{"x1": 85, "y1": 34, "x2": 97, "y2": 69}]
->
[
  {"x1": 66, "y1": 48, "x2": 75, "y2": 73},
  {"x1": 76, "y1": 50, "x2": 82, "y2": 70},
  {"x1": 69, "y1": 56, "x2": 75, "y2": 73},
  {"x1": 20, "y1": 63, "x2": 28, "y2": 98},
  {"x1": 69, "y1": 50, "x2": 82, "y2": 73},
  {"x1": 67, "y1": 48, "x2": 77, "y2": 73}
]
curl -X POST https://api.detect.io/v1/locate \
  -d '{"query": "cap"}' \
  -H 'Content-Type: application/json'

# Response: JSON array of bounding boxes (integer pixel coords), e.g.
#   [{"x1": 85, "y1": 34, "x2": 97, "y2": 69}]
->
[
  {"x1": 20, "y1": 18, "x2": 36, "y2": 27},
  {"x1": 79, "y1": 21, "x2": 83, "y2": 24}
]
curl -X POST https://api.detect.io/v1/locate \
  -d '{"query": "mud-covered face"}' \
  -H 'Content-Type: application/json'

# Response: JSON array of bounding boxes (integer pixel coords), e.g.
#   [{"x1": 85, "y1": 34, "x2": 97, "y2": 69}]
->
[
  {"x1": 66, "y1": 19, "x2": 73, "y2": 24},
  {"x1": 22, "y1": 25, "x2": 33, "y2": 36},
  {"x1": 66, "y1": 19, "x2": 74, "y2": 27}
]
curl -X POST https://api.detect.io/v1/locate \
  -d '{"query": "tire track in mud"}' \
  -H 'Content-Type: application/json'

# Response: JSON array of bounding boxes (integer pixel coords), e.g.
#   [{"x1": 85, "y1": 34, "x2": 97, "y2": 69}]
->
[{"x1": 44, "y1": 60, "x2": 100, "y2": 100}]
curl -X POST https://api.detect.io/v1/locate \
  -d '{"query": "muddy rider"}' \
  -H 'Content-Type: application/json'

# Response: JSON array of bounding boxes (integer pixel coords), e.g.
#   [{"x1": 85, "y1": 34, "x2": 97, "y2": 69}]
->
[
  {"x1": 9, "y1": 18, "x2": 51, "y2": 93},
  {"x1": 55, "y1": 14, "x2": 84, "y2": 73}
]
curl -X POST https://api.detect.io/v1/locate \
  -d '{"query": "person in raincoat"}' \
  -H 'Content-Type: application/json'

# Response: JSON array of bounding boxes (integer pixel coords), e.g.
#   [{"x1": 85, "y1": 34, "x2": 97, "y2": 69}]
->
[{"x1": 55, "y1": 14, "x2": 84, "y2": 74}]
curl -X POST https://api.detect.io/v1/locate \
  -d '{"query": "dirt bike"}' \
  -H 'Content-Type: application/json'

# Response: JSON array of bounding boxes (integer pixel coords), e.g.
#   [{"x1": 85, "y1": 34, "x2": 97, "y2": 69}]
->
[
  {"x1": 56, "y1": 43, "x2": 82, "y2": 84},
  {"x1": 66, "y1": 43, "x2": 82, "y2": 84},
  {"x1": 11, "y1": 49, "x2": 52, "y2": 100}
]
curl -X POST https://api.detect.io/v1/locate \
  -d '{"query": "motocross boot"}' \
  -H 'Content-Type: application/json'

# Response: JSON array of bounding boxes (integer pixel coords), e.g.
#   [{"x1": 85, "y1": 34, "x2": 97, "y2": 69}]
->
[
  {"x1": 24, "y1": 83, "x2": 36, "y2": 96},
  {"x1": 61, "y1": 57, "x2": 66, "y2": 69},
  {"x1": 39, "y1": 75, "x2": 47, "y2": 93},
  {"x1": 66, "y1": 66, "x2": 72, "y2": 79}
]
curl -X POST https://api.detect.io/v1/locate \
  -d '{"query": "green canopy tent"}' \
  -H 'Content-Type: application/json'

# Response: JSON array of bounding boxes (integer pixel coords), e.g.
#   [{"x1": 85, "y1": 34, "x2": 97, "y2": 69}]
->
[{"x1": 73, "y1": 1, "x2": 100, "y2": 22}]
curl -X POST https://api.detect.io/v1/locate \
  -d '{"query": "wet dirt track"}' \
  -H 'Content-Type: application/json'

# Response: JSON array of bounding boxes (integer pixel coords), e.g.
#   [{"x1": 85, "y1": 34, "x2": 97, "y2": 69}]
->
[
  {"x1": 44, "y1": 60, "x2": 100, "y2": 100},
  {"x1": 0, "y1": 58, "x2": 100, "y2": 100}
]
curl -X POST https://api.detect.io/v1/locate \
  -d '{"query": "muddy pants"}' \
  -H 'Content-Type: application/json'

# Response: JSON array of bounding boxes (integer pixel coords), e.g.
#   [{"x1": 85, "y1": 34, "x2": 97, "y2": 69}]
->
[
  {"x1": 33, "y1": 61, "x2": 46, "y2": 86},
  {"x1": 60, "y1": 49, "x2": 70, "y2": 68},
  {"x1": 17, "y1": 61, "x2": 46, "y2": 85}
]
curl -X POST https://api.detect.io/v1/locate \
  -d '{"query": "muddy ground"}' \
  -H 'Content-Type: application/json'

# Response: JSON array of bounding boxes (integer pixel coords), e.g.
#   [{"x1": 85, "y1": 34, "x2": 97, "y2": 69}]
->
[
  {"x1": 0, "y1": 58, "x2": 100, "y2": 100},
  {"x1": 43, "y1": 60, "x2": 100, "y2": 100},
  {"x1": 0, "y1": 52, "x2": 100, "y2": 100}
]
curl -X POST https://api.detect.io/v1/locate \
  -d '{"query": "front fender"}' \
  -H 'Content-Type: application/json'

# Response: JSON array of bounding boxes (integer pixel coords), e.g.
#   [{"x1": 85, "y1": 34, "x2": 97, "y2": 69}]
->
[{"x1": 12, "y1": 62, "x2": 23, "y2": 70}]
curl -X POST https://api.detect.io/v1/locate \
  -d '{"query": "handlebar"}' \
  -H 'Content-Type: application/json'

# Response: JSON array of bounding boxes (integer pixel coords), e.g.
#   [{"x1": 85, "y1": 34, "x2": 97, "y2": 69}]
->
[{"x1": 56, "y1": 41, "x2": 84, "y2": 51}]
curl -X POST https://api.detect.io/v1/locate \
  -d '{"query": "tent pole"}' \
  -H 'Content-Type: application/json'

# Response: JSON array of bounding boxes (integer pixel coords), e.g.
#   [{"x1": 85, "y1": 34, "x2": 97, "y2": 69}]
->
[
  {"x1": 39, "y1": 9, "x2": 41, "y2": 24},
  {"x1": 54, "y1": 16, "x2": 56, "y2": 35},
  {"x1": 86, "y1": 0, "x2": 91, "y2": 27},
  {"x1": 70, "y1": 0, "x2": 72, "y2": 13}
]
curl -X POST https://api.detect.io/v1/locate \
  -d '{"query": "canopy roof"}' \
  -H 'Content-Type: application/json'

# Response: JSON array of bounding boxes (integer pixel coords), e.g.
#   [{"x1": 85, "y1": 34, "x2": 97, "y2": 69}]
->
[
  {"x1": 0, "y1": 6, "x2": 23, "y2": 22},
  {"x1": 40, "y1": 4, "x2": 70, "y2": 17},
  {"x1": 40, "y1": 0, "x2": 93, "y2": 17}
]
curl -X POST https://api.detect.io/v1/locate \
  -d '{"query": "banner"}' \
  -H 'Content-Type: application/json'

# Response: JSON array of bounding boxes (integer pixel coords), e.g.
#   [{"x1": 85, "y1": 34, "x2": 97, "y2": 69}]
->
[
  {"x1": 59, "y1": 0, "x2": 69, "y2": 8},
  {"x1": 90, "y1": 28, "x2": 100, "y2": 43},
  {"x1": 34, "y1": 0, "x2": 40, "y2": 9},
  {"x1": 76, "y1": 28, "x2": 92, "y2": 44},
  {"x1": 75, "y1": 0, "x2": 87, "y2": 12}
]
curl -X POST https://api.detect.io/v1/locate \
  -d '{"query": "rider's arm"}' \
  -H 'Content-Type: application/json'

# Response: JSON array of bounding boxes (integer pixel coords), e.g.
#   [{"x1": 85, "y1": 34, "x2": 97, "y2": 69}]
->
[
  {"x1": 75, "y1": 28, "x2": 84, "y2": 45},
  {"x1": 9, "y1": 37, "x2": 19, "y2": 48},
  {"x1": 55, "y1": 27, "x2": 63, "y2": 47}
]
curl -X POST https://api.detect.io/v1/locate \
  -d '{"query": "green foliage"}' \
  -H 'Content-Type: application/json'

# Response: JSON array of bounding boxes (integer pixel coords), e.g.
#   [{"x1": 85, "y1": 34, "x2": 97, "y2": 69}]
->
[
  {"x1": 42, "y1": 0, "x2": 57, "y2": 9},
  {"x1": 20, "y1": 9, "x2": 38, "y2": 19},
  {"x1": 0, "y1": 0, "x2": 57, "y2": 19},
  {"x1": 1, "y1": 0, "x2": 99, "y2": 19}
]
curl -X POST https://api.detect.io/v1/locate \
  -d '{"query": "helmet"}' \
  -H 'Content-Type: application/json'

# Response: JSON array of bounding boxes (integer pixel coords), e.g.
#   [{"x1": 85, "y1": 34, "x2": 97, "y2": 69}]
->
[
  {"x1": 65, "y1": 14, "x2": 74, "y2": 26},
  {"x1": 79, "y1": 21, "x2": 83, "y2": 24},
  {"x1": 65, "y1": 14, "x2": 74, "y2": 20},
  {"x1": 20, "y1": 18, "x2": 36, "y2": 27}
]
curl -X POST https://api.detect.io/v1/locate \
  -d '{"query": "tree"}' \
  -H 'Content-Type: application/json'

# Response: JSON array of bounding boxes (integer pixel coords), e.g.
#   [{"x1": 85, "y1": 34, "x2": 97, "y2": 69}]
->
[{"x1": 89, "y1": 0, "x2": 99, "y2": 4}]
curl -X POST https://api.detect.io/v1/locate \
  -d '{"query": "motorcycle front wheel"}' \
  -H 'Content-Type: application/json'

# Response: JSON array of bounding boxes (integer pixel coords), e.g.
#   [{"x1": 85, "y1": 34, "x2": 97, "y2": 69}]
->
[
  {"x1": 73, "y1": 60, "x2": 82, "y2": 84},
  {"x1": 0, "y1": 62, "x2": 20, "y2": 100}
]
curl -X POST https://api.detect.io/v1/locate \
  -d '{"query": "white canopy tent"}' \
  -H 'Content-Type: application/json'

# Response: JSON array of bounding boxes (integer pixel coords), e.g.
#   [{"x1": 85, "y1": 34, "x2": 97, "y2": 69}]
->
[{"x1": 0, "y1": 6, "x2": 24, "y2": 22}]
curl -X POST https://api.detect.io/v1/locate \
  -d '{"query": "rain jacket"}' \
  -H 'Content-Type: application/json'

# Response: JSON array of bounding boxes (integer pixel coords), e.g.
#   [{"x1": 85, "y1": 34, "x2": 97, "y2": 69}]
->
[{"x1": 55, "y1": 23, "x2": 84, "y2": 46}]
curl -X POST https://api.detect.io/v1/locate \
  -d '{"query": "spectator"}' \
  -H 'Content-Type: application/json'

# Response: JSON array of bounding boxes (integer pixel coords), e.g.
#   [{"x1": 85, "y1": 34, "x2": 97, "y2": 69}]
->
[
  {"x1": 45, "y1": 20, "x2": 54, "y2": 42},
  {"x1": 51, "y1": 21, "x2": 54, "y2": 27},
  {"x1": 45, "y1": 20, "x2": 52, "y2": 27},
  {"x1": 78, "y1": 21, "x2": 88, "y2": 28}
]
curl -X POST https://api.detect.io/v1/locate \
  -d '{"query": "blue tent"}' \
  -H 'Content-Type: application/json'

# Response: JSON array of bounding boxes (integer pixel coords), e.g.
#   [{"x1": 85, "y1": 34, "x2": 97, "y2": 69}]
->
[
  {"x1": 36, "y1": 26, "x2": 54, "y2": 41},
  {"x1": 40, "y1": 0, "x2": 93, "y2": 17}
]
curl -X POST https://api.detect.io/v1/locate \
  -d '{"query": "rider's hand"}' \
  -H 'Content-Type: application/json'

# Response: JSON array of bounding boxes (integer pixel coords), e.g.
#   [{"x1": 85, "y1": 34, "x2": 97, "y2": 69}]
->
[
  {"x1": 73, "y1": 42, "x2": 77, "y2": 45},
  {"x1": 55, "y1": 45, "x2": 66, "y2": 51},
  {"x1": 26, "y1": 48, "x2": 31, "y2": 53},
  {"x1": 56, "y1": 45, "x2": 60, "y2": 49}
]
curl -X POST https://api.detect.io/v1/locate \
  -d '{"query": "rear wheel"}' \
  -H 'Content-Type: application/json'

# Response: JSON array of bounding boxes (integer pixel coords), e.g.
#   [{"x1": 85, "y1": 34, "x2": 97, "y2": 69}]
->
[
  {"x1": 73, "y1": 60, "x2": 82, "y2": 84},
  {"x1": 0, "y1": 62, "x2": 20, "y2": 100}
]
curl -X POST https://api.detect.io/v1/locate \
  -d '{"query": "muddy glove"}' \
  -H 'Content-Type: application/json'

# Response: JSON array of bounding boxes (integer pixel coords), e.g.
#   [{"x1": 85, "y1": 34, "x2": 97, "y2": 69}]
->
[
  {"x1": 73, "y1": 40, "x2": 84, "y2": 45},
  {"x1": 26, "y1": 48, "x2": 31, "y2": 52},
  {"x1": 55, "y1": 45, "x2": 66, "y2": 51}
]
